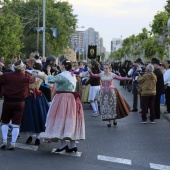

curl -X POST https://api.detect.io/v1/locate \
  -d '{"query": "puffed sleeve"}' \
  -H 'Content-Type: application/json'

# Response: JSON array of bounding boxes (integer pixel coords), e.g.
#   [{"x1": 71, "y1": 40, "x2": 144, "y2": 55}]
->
[{"x1": 45, "y1": 75, "x2": 62, "y2": 83}]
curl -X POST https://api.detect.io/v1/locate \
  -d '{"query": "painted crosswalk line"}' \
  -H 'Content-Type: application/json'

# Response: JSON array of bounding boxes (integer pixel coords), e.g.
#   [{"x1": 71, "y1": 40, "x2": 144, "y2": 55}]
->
[
  {"x1": 97, "y1": 155, "x2": 132, "y2": 165},
  {"x1": 51, "y1": 148, "x2": 82, "y2": 157},
  {"x1": 32, "y1": 133, "x2": 79, "y2": 143},
  {"x1": 15, "y1": 143, "x2": 38, "y2": 151},
  {"x1": 150, "y1": 163, "x2": 170, "y2": 170}
]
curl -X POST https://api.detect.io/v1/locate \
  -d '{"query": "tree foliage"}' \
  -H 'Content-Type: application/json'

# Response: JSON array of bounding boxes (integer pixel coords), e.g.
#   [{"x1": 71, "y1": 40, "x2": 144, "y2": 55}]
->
[
  {"x1": 0, "y1": 0, "x2": 77, "y2": 59},
  {"x1": 0, "y1": 1, "x2": 24, "y2": 62},
  {"x1": 150, "y1": 11, "x2": 168, "y2": 34}
]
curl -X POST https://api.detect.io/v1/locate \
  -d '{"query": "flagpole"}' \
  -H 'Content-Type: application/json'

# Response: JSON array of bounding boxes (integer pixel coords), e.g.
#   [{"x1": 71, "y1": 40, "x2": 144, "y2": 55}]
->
[{"x1": 42, "y1": 0, "x2": 46, "y2": 57}]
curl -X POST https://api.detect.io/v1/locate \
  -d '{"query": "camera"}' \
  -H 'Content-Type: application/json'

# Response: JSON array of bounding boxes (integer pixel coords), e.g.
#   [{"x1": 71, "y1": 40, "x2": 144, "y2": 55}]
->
[{"x1": 136, "y1": 68, "x2": 145, "y2": 76}]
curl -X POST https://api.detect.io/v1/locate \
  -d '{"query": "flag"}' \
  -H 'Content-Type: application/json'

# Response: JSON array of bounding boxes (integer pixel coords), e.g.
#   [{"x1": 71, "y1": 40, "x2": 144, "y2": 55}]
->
[
  {"x1": 32, "y1": 27, "x2": 44, "y2": 32},
  {"x1": 50, "y1": 28, "x2": 58, "y2": 38}
]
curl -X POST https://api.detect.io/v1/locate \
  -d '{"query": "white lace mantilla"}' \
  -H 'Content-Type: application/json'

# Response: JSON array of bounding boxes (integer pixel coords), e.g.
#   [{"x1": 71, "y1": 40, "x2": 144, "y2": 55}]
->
[{"x1": 100, "y1": 72, "x2": 115, "y2": 81}]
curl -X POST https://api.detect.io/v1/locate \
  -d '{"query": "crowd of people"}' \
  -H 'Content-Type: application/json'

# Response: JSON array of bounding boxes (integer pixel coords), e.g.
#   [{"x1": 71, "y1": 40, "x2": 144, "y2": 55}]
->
[{"x1": 0, "y1": 53, "x2": 169, "y2": 152}]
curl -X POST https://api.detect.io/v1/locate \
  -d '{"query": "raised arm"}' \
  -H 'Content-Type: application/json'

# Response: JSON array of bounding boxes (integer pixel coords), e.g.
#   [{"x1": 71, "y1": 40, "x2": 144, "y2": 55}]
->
[
  {"x1": 89, "y1": 71, "x2": 100, "y2": 78},
  {"x1": 88, "y1": 68, "x2": 100, "y2": 78},
  {"x1": 114, "y1": 75, "x2": 131, "y2": 81}
]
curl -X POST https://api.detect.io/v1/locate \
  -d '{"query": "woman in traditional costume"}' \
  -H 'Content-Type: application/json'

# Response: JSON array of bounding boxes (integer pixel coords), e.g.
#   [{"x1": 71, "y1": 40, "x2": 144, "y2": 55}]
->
[
  {"x1": 88, "y1": 63, "x2": 131, "y2": 127},
  {"x1": 73, "y1": 62, "x2": 83, "y2": 98},
  {"x1": 32, "y1": 57, "x2": 85, "y2": 153},
  {"x1": 81, "y1": 65, "x2": 90, "y2": 103},
  {"x1": 20, "y1": 59, "x2": 49, "y2": 145},
  {"x1": 85, "y1": 60, "x2": 101, "y2": 117}
]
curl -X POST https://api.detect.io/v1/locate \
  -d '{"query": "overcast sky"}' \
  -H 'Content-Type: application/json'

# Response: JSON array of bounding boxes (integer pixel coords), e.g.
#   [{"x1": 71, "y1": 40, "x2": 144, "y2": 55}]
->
[{"x1": 65, "y1": 0, "x2": 167, "y2": 52}]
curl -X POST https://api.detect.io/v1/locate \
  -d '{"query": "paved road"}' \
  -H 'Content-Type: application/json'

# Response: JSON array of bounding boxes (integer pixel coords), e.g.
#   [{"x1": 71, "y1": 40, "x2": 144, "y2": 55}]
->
[{"x1": 0, "y1": 81, "x2": 170, "y2": 170}]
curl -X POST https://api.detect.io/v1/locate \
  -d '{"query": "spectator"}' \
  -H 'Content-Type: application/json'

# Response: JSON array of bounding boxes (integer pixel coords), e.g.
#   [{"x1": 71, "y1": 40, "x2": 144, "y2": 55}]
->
[
  {"x1": 137, "y1": 64, "x2": 157, "y2": 124},
  {"x1": 151, "y1": 58, "x2": 164, "y2": 119}
]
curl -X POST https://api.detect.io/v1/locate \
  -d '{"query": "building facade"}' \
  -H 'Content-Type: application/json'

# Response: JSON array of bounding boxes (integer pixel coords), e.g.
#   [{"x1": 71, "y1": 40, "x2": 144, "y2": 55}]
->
[
  {"x1": 111, "y1": 38, "x2": 123, "y2": 53},
  {"x1": 70, "y1": 27, "x2": 105, "y2": 61}
]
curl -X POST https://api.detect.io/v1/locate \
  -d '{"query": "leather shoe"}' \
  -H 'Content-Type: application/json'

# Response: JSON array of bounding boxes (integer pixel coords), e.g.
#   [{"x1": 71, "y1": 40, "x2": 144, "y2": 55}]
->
[
  {"x1": 66, "y1": 147, "x2": 77, "y2": 153},
  {"x1": 54, "y1": 145, "x2": 68, "y2": 153},
  {"x1": 26, "y1": 136, "x2": 32, "y2": 144},
  {"x1": 35, "y1": 138, "x2": 40, "y2": 146},
  {"x1": 7, "y1": 144, "x2": 15, "y2": 150},
  {"x1": 0, "y1": 142, "x2": 7, "y2": 150},
  {"x1": 131, "y1": 108, "x2": 138, "y2": 112}
]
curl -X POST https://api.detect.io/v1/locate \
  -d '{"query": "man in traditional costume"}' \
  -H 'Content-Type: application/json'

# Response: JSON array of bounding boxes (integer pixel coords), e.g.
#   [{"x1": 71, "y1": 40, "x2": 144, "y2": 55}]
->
[{"x1": 0, "y1": 60, "x2": 35, "y2": 150}]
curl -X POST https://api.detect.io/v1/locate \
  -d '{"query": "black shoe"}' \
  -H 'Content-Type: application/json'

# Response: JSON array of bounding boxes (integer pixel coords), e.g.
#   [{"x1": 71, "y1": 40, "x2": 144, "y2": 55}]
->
[
  {"x1": 140, "y1": 121, "x2": 147, "y2": 124},
  {"x1": 131, "y1": 108, "x2": 138, "y2": 112},
  {"x1": 26, "y1": 136, "x2": 32, "y2": 144},
  {"x1": 0, "y1": 142, "x2": 7, "y2": 150},
  {"x1": 17, "y1": 135, "x2": 21, "y2": 139},
  {"x1": 66, "y1": 147, "x2": 77, "y2": 153},
  {"x1": 54, "y1": 145, "x2": 68, "y2": 153},
  {"x1": 107, "y1": 124, "x2": 111, "y2": 127},
  {"x1": 7, "y1": 144, "x2": 15, "y2": 150},
  {"x1": 113, "y1": 121, "x2": 117, "y2": 126},
  {"x1": 35, "y1": 138, "x2": 40, "y2": 146}
]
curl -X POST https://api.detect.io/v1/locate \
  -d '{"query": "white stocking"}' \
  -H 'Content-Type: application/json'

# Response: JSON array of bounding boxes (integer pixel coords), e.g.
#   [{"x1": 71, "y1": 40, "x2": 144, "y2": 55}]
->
[
  {"x1": 94, "y1": 101, "x2": 98, "y2": 112},
  {"x1": 1, "y1": 124, "x2": 8, "y2": 142},
  {"x1": 91, "y1": 102, "x2": 97, "y2": 112},
  {"x1": 60, "y1": 139, "x2": 67, "y2": 149},
  {"x1": 70, "y1": 140, "x2": 76, "y2": 148},
  {"x1": 36, "y1": 133, "x2": 40, "y2": 139},
  {"x1": 27, "y1": 132, "x2": 32, "y2": 138},
  {"x1": 11, "y1": 124, "x2": 19, "y2": 144}
]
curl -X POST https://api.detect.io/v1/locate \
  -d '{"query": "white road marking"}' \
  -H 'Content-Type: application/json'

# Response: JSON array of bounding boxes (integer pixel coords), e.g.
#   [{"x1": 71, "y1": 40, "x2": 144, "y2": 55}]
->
[
  {"x1": 32, "y1": 133, "x2": 79, "y2": 143},
  {"x1": 51, "y1": 148, "x2": 82, "y2": 157},
  {"x1": 150, "y1": 163, "x2": 170, "y2": 170},
  {"x1": 97, "y1": 155, "x2": 132, "y2": 165},
  {"x1": 15, "y1": 143, "x2": 38, "y2": 151}
]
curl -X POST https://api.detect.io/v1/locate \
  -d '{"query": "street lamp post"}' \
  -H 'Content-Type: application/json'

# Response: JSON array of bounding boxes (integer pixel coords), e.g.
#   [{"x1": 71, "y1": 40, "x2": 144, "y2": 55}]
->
[
  {"x1": 167, "y1": 18, "x2": 170, "y2": 59},
  {"x1": 42, "y1": 0, "x2": 46, "y2": 57}
]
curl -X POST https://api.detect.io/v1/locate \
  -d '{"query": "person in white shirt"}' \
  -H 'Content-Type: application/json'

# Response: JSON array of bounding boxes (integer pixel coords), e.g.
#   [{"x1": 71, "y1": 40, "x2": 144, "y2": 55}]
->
[{"x1": 164, "y1": 60, "x2": 170, "y2": 114}]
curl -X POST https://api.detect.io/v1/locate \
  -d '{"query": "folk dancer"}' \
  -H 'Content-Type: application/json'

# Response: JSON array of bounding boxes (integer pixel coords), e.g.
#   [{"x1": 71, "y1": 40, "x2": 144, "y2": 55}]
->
[
  {"x1": 0, "y1": 60, "x2": 35, "y2": 150},
  {"x1": 88, "y1": 63, "x2": 131, "y2": 127}
]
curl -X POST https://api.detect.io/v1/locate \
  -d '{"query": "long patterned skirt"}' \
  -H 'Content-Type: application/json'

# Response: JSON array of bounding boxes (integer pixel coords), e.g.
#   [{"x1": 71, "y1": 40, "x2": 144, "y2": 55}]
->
[
  {"x1": 44, "y1": 93, "x2": 85, "y2": 141},
  {"x1": 81, "y1": 84, "x2": 90, "y2": 103},
  {"x1": 98, "y1": 88, "x2": 130, "y2": 121}
]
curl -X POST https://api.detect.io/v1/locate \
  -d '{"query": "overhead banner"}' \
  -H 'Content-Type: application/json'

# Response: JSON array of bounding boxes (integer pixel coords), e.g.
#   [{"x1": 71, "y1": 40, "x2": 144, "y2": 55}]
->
[{"x1": 88, "y1": 45, "x2": 97, "y2": 59}]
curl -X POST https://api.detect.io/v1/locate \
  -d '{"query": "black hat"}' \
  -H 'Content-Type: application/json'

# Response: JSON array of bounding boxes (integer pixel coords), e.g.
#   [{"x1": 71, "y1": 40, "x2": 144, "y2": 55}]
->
[
  {"x1": 151, "y1": 58, "x2": 160, "y2": 65},
  {"x1": 46, "y1": 55, "x2": 56, "y2": 61},
  {"x1": 135, "y1": 58, "x2": 143, "y2": 64}
]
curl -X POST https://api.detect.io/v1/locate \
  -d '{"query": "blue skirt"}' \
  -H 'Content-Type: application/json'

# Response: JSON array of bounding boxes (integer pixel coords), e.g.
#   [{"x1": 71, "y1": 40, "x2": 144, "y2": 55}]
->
[{"x1": 20, "y1": 93, "x2": 49, "y2": 133}]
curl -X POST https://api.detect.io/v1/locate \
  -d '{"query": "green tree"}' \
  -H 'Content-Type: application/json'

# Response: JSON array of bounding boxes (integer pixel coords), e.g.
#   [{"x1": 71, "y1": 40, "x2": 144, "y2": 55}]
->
[
  {"x1": 8, "y1": 0, "x2": 77, "y2": 57},
  {"x1": 0, "y1": 2, "x2": 24, "y2": 62}
]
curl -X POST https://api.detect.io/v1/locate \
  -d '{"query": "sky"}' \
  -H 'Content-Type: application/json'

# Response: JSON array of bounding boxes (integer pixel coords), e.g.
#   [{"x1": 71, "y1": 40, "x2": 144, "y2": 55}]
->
[{"x1": 65, "y1": 0, "x2": 167, "y2": 52}]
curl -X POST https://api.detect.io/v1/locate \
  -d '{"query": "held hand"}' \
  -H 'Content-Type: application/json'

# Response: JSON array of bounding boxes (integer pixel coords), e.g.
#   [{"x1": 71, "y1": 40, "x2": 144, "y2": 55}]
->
[
  {"x1": 32, "y1": 72, "x2": 38, "y2": 78},
  {"x1": 0, "y1": 71, "x2": 3, "y2": 76},
  {"x1": 88, "y1": 68, "x2": 92, "y2": 73}
]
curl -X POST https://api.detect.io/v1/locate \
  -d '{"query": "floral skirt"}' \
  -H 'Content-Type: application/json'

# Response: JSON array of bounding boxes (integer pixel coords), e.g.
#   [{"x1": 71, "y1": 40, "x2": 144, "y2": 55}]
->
[
  {"x1": 98, "y1": 88, "x2": 131, "y2": 121},
  {"x1": 44, "y1": 93, "x2": 85, "y2": 141}
]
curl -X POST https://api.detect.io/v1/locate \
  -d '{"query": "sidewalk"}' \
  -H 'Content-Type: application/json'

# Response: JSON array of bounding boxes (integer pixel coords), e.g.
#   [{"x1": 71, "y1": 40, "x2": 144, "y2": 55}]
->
[{"x1": 161, "y1": 105, "x2": 170, "y2": 122}]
